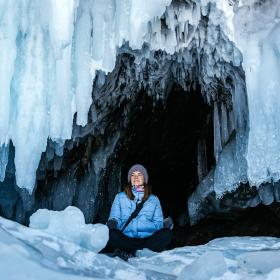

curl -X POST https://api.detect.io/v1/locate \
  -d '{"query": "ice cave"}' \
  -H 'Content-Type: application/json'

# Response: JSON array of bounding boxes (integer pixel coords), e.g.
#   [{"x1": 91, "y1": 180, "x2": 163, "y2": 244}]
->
[{"x1": 1, "y1": 0, "x2": 280, "y2": 279}]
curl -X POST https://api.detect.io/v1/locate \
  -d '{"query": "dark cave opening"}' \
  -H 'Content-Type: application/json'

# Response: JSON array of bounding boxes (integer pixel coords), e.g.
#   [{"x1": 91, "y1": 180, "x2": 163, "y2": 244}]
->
[
  {"x1": 172, "y1": 203, "x2": 280, "y2": 247},
  {"x1": 119, "y1": 84, "x2": 214, "y2": 226}
]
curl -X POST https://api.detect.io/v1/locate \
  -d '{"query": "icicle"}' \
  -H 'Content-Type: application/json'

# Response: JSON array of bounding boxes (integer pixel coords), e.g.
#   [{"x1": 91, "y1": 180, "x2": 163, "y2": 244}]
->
[
  {"x1": 197, "y1": 138, "x2": 208, "y2": 182},
  {"x1": 73, "y1": 1, "x2": 94, "y2": 126},
  {"x1": 0, "y1": 1, "x2": 18, "y2": 144},
  {"x1": 221, "y1": 102, "x2": 229, "y2": 145},
  {"x1": 234, "y1": 0, "x2": 280, "y2": 186},
  {"x1": 0, "y1": 0, "x2": 173, "y2": 191},
  {"x1": 214, "y1": 102, "x2": 222, "y2": 162},
  {"x1": 0, "y1": 144, "x2": 9, "y2": 182}
]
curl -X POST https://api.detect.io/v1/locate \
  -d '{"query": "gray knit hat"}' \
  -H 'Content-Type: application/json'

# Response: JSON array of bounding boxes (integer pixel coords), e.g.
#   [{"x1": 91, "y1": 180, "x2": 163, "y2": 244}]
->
[{"x1": 127, "y1": 164, "x2": 149, "y2": 184}]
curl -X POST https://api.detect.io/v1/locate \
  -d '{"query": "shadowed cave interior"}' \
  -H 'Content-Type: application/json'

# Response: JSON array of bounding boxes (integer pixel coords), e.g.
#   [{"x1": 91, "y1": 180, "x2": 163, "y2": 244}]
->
[
  {"x1": 117, "y1": 83, "x2": 214, "y2": 227},
  {"x1": 110, "y1": 84, "x2": 280, "y2": 248},
  {"x1": 2, "y1": 80, "x2": 280, "y2": 249}
]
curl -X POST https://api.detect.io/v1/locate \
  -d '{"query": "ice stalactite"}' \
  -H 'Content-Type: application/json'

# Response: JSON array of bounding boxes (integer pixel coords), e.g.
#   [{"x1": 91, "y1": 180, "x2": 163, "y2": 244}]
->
[
  {"x1": 0, "y1": 0, "x2": 172, "y2": 192},
  {"x1": 0, "y1": 0, "x2": 248, "y2": 224},
  {"x1": 0, "y1": 144, "x2": 9, "y2": 182},
  {"x1": 0, "y1": 0, "x2": 79, "y2": 192},
  {"x1": 1, "y1": 0, "x2": 279, "y2": 228},
  {"x1": 188, "y1": 0, "x2": 280, "y2": 224},
  {"x1": 234, "y1": 0, "x2": 280, "y2": 187}
]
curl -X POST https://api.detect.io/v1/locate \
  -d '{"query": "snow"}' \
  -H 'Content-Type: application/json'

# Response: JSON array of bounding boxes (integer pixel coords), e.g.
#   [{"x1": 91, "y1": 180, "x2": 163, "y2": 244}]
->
[
  {"x1": 29, "y1": 206, "x2": 109, "y2": 253},
  {"x1": 177, "y1": 251, "x2": 227, "y2": 280},
  {"x1": 3, "y1": 214, "x2": 280, "y2": 279}
]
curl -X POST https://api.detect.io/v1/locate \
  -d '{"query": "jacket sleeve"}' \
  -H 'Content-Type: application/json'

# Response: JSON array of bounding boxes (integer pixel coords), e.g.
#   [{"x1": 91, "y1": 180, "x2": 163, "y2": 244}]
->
[
  {"x1": 152, "y1": 197, "x2": 164, "y2": 231},
  {"x1": 137, "y1": 196, "x2": 163, "y2": 233},
  {"x1": 108, "y1": 194, "x2": 121, "y2": 224}
]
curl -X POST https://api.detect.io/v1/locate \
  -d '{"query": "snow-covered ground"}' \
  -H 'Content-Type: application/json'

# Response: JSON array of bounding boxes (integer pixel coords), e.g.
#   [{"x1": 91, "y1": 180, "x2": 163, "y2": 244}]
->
[{"x1": 1, "y1": 207, "x2": 280, "y2": 280}]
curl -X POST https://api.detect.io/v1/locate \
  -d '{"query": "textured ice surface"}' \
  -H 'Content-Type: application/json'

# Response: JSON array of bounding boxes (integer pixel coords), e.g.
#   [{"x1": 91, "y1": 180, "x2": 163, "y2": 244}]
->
[
  {"x1": 188, "y1": 0, "x2": 280, "y2": 222},
  {"x1": 233, "y1": 0, "x2": 280, "y2": 187},
  {"x1": 0, "y1": 143, "x2": 9, "y2": 181},
  {"x1": 0, "y1": 0, "x2": 279, "y2": 204},
  {"x1": 177, "y1": 251, "x2": 227, "y2": 280},
  {"x1": 214, "y1": 138, "x2": 247, "y2": 198},
  {"x1": 237, "y1": 250, "x2": 280, "y2": 274},
  {"x1": 188, "y1": 137, "x2": 248, "y2": 224},
  {"x1": 29, "y1": 206, "x2": 108, "y2": 253},
  {"x1": 3, "y1": 215, "x2": 280, "y2": 279},
  {"x1": 0, "y1": 0, "x2": 244, "y2": 195},
  {"x1": 0, "y1": 0, "x2": 171, "y2": 192}
]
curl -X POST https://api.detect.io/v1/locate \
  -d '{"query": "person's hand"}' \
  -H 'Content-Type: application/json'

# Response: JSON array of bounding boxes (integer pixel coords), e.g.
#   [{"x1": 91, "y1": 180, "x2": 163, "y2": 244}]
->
[
  {"x1": 164, "y1": 216, "x2": 174, "y2": 230},
  {"x1": 107, "y1": 219, "x2": 118, "y2": 229}
]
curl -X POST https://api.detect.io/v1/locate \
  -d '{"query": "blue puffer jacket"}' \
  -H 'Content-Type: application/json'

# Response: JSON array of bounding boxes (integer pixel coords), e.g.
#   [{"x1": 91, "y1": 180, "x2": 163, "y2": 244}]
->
[{"x1": 109, "y1": 188, "x2": 164, "y2": 238}]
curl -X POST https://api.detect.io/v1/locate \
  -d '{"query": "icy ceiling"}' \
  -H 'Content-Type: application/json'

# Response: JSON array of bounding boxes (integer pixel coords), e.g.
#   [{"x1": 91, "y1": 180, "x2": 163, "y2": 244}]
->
[{"x1": 0, "y1": 0, "x2": 279, "y2": 202}]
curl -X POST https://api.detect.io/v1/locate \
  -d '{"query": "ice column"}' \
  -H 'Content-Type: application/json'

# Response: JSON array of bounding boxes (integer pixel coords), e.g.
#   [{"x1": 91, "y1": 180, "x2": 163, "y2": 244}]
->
[
  {"x1": 234, "y1": 1, "x2": 280, "y2": 187},
  {"x1": 0, "y1": 0, "x2": 78, "y2": 192},
  {"x1": 0, "y1": 0, "x2": 172, "y2": 192}
]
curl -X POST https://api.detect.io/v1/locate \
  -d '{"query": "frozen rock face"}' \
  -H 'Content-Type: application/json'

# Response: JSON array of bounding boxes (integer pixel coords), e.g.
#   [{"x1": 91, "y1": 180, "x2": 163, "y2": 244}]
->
[
  {"x1": 188, "y1": 0, "x2": 280, "y2": 224},
  {"x1": 0, "y1": 44, "x2": 245, "y2": 225},
  {"x1": 0, "y1": 0, "x2": 245, "y2": 191},
  {"x1": 0, "y1": 0, "x2": 279, "y2": 228},
  {"x1": 0, "y1": 0, "x2": 172, "y2": 192}
]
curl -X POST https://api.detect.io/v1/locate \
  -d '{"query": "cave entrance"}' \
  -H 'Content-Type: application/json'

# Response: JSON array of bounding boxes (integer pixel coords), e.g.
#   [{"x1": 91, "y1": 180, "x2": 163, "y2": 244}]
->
[{"x1": 121, "y1": 84, "x2": 214, "y2": 225}]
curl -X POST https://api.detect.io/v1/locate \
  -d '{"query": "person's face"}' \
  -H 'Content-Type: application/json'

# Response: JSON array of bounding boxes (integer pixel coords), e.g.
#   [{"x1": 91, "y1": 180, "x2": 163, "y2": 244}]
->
[{"x1": 130, "y1": 171, "x2": 144, "y2": 186}]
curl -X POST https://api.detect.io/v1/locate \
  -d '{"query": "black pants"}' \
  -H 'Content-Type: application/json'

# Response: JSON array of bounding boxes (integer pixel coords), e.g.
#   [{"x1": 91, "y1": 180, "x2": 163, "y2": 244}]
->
[{"x1": 105, "y1": 228, "x2": 173, "y2": 254}]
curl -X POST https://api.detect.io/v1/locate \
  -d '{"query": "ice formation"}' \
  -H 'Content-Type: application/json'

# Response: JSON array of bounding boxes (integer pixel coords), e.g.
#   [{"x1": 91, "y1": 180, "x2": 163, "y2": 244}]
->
[
  {"x1": 234, "y1": 0, "x2": 280, "y2": 187},
  {"x1": 0, "y1": 0, "x2": 279, "y2": 206},
  {"x1": 2, "y1": 215, "x2": 280, "y2": 279},
  {"x1": 188, "y1": 0, "x2": 280, "y2": 223},
  {"x1": 29, "y1": 206, "x2": 109, "y2": 253},
  {"x1": 177, "y1": 251, "x2": 227, "y2": 280},
  {"x1": 0, "y1": 0, "x2": 243, "y2": 197},
  {"x1": 0, "y1": 0, "x2": 172, "y2": 192}
]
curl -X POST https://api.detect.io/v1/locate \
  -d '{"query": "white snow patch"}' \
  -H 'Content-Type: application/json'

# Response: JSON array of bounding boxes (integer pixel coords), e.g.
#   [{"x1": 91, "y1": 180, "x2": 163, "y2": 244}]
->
[
  {"x1": 2, "y1": 216, "x2": 280, "y2": 279},
  {"x1": 29, "y1": 206, "x2": 109, "y2": 253}
]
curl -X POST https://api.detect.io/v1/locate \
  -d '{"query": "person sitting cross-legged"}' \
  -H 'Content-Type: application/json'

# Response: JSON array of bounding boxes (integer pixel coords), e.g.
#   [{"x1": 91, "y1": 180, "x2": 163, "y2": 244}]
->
[{"x1": 104, "y1": 164, "x2": 173, "y2": 261}]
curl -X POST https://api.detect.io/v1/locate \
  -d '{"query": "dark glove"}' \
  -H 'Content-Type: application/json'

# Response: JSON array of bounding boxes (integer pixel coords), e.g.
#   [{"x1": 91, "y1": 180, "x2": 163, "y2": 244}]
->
[
  {"x1": 107, "y1": 219, "x2": 118, "y2": 229},
  {"x1": 164, "y1": 216, "x2": 174, "y2": 230}
]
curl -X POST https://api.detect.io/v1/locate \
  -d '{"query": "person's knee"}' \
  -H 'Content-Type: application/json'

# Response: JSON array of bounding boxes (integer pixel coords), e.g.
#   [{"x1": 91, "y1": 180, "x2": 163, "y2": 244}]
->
[
  {"x1": 144, "y1": 229, "x2": 173, "y2": 252},
  {"x1": 106, "y1": 229, "x2": 125, "y2": 250},
  {"x1": 165, "y1": 228, "x2": 173, "y2": 238},
  {"x1": 157, "y1": 228, "x2": 173, "y2": 241},
  {"x1": 109, "y1": 229, "x2": 123, "y2": 241},
  {"x1": 161, "y1": 229, "x2": 173, "y2": 244}
]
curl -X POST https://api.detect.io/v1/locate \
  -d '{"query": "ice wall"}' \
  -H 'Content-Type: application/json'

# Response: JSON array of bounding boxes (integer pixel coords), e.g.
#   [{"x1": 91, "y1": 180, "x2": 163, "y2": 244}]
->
[
  {"x1": 234, "y1": 0, "x2": 280, "y2": 187},
  {"x1": 0, "y1": 0, "x2": 279, "y2": 198},
  {"x1": 0, "y1": 0, "x2": 246, "y2": 195},
  {"x1": 209, "y1": 0, "x2": 280, "y2": 188},
  {"x1": 188, "y1": 0, "x2": 280, "y2": 224},
  {"x1": 0, "y1": 0, "x2": 171, "y2": 192}
]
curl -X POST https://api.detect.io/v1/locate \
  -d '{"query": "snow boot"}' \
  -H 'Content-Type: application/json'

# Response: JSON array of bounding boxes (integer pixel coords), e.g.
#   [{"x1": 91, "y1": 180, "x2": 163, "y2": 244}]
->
[{"x1": 107, "y1": 249, "x2": 135, "y2": 261}]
